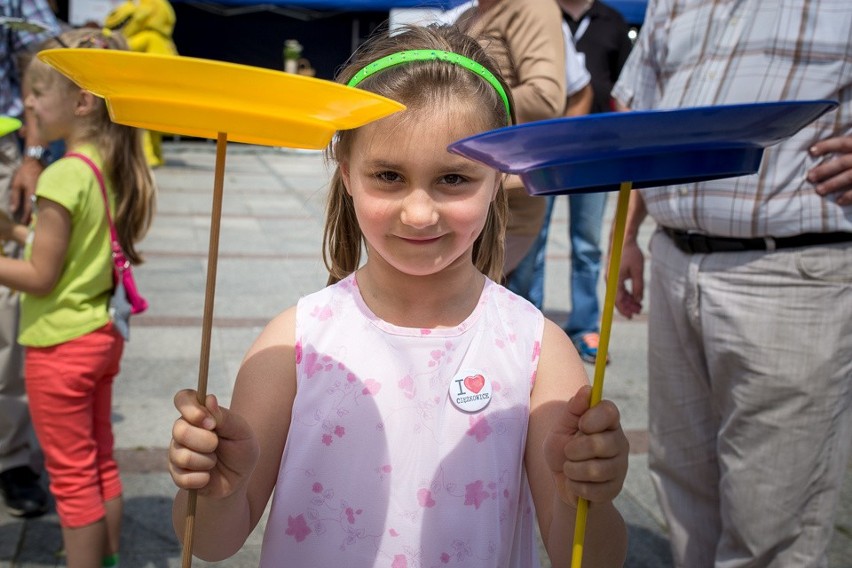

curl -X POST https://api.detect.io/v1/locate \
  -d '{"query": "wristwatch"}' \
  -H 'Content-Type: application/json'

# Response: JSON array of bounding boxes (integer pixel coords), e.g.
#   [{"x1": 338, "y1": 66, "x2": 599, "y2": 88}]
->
[{"x1": 24, "y1": 145, "x2": 46, "y2": 161}]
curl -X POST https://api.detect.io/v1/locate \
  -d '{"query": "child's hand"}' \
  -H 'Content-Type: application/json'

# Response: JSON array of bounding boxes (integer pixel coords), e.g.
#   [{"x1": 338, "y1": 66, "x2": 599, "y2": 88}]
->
[
  {"x1": 169, "y1": 389, "x2": 260, "y2": 500},
  {"x1": 0, "y1": 209, "x2": 16, "y2": 241},
  {"x1": 542, "y1": 385, "x2": 629, "y2": 506}
]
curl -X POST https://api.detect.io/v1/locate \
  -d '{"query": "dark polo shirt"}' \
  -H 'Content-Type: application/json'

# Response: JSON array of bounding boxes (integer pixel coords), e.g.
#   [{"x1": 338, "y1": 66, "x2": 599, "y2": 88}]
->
[{"x1": 563, "y1": 0, "x2": 633, "y2": 114}]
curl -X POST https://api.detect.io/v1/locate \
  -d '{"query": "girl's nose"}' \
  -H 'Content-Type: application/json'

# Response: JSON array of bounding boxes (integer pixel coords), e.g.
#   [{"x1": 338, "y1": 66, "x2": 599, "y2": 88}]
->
[
  {"x1": 24, "y1": 93, "x2": 35, "y2": 109},
  {"x1": 400, "y1": 189, "x2": 439, "y2": 229}
]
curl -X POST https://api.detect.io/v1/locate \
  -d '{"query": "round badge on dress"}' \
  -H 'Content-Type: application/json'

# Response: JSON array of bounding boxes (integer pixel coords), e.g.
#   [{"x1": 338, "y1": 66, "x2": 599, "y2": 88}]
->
[{"x1": 449, "y1": 368, "x2": 492, "y2": 413}]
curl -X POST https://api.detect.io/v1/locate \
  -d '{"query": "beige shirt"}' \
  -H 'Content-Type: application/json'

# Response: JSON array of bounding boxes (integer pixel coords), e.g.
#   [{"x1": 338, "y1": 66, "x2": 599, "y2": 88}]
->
[{"x1": 458, "y1": 0, "x2": 568, "y2": 238}]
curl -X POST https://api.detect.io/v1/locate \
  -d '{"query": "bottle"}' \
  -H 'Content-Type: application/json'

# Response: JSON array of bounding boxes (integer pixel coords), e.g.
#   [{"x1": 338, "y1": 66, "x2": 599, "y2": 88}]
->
[{"x1": 283, "y1": 39, "x2": 303, "y2": 73}]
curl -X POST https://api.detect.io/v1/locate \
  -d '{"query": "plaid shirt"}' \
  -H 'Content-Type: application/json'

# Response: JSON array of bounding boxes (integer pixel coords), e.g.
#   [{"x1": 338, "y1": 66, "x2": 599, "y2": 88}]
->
[
  {"x1": 613, "y1": 0, "x2": 852, "y2": 237},
  {"x1": 1, "y1": 0, "x2": 61, "y2": 119}
]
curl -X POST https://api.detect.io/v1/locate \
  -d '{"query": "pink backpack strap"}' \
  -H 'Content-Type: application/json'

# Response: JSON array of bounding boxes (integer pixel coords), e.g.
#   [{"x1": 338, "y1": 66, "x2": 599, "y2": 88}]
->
[{"x1": 64, "y1": 152, "x2": 127, "y2": 269}]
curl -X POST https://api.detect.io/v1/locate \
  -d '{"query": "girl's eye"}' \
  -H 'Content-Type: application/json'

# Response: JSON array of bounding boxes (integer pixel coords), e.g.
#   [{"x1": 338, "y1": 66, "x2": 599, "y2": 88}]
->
[
  {"x1": 374, "y1": 171, "x2": 402, "y2": 184},
  {"x1": 442, "y1": 174, "x2": 468, "y2": 186}
]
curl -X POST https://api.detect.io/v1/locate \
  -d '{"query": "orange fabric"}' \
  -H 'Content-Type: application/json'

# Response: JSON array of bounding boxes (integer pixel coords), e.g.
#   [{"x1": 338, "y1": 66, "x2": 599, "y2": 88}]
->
[{"x1": 24, "y1": 323, "x2": 124, "y2": 528}]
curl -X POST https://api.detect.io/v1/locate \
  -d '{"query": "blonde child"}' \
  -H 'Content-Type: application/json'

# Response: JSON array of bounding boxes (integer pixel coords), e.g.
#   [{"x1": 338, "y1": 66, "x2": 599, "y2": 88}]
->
[
  {"x1": 0, "y1": 29, "x2": 156, "y2": 568},
  {"x1": 169, "y1": 24, "x2": 628, "y2": 567}
]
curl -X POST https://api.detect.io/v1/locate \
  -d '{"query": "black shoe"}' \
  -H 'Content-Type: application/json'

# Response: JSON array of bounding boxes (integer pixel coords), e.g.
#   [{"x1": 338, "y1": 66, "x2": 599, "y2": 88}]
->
[{"x1": 0, "y1": 466, "x2": 48, "y2": 518}]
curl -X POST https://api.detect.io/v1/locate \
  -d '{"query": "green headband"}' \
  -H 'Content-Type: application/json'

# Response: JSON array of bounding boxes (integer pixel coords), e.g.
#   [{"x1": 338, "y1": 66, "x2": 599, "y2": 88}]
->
[{"x1": 347, "y1": 49, "x2": 512, "y2": 125}]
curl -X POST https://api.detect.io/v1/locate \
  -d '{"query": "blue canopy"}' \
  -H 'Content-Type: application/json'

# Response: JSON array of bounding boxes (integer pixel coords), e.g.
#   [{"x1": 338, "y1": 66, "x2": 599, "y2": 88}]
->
[
  {"x1": 173, "y1": 0, "x2": 470, "y2": 9},
  {"x1": 607, "y1": 0, "x2": 647, "y2": 24},
  {"x1": 172, "y1": 1, "x2": 647, "y2": 23}
]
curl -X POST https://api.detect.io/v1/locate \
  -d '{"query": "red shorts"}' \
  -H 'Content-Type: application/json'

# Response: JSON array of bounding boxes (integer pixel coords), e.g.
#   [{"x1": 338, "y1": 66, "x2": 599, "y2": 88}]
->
[{"x1": 25, "y1": 323, "x2": 124, "y2": 528}]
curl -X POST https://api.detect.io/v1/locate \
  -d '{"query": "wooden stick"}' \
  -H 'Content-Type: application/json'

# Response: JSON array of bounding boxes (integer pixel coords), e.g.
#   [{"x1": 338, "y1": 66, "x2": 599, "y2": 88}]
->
[
  {"x1": 181, "y1": 132, "x2": 229, "y2": 568},
  {"x1": 571, "y1": 181, "x2": 633, "y2": 567}
]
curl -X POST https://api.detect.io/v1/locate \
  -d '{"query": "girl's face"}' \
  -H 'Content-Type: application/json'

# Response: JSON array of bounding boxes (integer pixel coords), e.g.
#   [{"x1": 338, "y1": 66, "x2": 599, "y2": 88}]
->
[
  {"x1": 341, "y1": 104, "x2": 501, "y2": 278},
  {"x1": 25, "y1": 71, "x2": 77, "y2": 144}
]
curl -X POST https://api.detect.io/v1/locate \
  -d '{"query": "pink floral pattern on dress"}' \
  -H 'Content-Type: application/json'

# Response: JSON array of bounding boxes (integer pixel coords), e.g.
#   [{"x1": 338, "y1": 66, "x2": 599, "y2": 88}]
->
[
  {"x1": 427, "y1": 341, "x2": 455, "y2": 368},
  {"x1": 398, "y1": 375, "x2": 415, "y2": 399},
  {"x1": 464, "y1": 480, "x2": 491, "y2": 510},
  {"x1": 303, "y1": 349, "x2": 333, "y2": 379},
  {"x1": 362, "y1": 378, "x2": 381, "y2": 395},
  {"x1": 417, "y1": 488, "x2": 436, "y2": 508},
  {"x1": 321, "y1": 422, "x2": 346, "y2": 446},
  {"x1": 311, "y1": 304, "x2": 333, "y2": 320},
  {"x1": 466, "y1": 415, "x2": 492, "y2": 442},
  {"x1": 285, "y1": 514, "x2": 312, "y2": 542}
]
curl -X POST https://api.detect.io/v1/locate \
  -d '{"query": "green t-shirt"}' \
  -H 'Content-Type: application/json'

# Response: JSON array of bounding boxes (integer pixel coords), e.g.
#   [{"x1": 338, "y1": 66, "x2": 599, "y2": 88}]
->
[{"x1": 19, "y1": 145, "x2": 115, "y2": 347}]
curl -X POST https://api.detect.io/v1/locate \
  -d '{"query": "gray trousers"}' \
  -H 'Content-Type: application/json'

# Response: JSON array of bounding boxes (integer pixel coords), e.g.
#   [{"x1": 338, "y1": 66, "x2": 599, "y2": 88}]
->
[
  {"x1": 0, "y1": 133, "x2": 38, "y2": 474},
  {"x1": 647, "y1": 229, "x2": 852, "y2": 568}
]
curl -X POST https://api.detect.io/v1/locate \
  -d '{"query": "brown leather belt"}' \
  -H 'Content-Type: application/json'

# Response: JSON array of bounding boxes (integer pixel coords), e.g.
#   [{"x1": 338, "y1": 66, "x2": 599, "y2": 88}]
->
[{"x1": 662, "y1": 226, "x2": 852, "y2": 254}]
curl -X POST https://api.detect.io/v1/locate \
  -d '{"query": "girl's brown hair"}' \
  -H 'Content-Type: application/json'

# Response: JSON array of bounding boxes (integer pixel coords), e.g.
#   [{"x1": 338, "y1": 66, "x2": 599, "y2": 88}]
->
[
  {"x1": 323, "y1": 24, "x2": 512, "y2": 285},
  {"x1": 28, "y1": 28, "x2": 156, "y2": 265}
]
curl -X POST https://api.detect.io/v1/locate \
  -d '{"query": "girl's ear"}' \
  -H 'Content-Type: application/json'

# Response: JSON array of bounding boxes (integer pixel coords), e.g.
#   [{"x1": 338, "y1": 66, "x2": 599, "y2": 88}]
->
[
  {"x1": 75, "y1": 90, "x2": 98, "y2": 116},
  {"x1": 340, "y1": 161, "x2": 353, "y2": 196}
]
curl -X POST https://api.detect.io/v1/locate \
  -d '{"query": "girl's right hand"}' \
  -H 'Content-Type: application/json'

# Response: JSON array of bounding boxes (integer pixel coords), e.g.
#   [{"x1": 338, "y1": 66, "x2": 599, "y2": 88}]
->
[{"x1": 169, "y1": 389, "x2": 260, "y2": 500}]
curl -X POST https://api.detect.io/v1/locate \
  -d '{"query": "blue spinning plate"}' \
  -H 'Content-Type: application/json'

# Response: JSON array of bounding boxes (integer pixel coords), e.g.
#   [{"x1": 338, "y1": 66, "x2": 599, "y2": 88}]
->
[{"x1": 448, "y1": 100, "x2": 838, "y2": 194}]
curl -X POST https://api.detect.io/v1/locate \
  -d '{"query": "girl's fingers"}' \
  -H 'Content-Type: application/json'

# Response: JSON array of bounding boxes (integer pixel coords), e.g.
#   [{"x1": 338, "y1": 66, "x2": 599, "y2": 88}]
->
[
  {"x1": 578, "y1": 399, "x2": 622, "y2": 435},
  {"x1": 561, "y1": 453, "x2": 626, "y2": 483},
  {"x1": 563, "y1": 429, "x2": 627, "y2": 463},
  {"x1": 168, "y1": 466, "x2": 212, "y2": 491},
  {"x1": 169, "y1": 438, "x2": 218, "y2": 472},
  {"x1": 171, "y1": 416, "x2": 219, "y2": 454},
  {"x1": 173, "y1": 389, "x2": 217, "y2": 430}
]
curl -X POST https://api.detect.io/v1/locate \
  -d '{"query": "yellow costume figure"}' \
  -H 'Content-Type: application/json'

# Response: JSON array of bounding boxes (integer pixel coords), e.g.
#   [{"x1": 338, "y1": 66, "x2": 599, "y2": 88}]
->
[{"x1": 104, "y1": 0, "x2": 178, "y2": 167}]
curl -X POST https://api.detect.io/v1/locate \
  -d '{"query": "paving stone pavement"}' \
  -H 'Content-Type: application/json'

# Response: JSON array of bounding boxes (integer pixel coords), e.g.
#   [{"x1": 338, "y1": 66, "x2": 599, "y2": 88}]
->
[{"x1": 0, "y1": 141, "x2": 848, "y2": 567}]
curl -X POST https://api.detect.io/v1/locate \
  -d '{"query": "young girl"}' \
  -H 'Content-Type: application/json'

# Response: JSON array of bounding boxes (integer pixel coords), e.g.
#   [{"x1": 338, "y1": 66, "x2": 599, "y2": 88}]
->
[
  {"x1": 169, "y1": 24, "x2": 628, "y2": 567},
  {"x1": 0, "y1": 29, "x2": 156, "y2": 568}
]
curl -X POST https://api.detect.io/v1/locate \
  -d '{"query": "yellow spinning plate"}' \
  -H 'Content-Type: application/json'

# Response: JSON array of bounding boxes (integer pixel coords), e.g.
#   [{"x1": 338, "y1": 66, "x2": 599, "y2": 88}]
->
[
  {"x1": 38, "y1": 49, "x2": 404, "y2": 568},
  {"x1": 0, "y1": 116, "x2": 22, "y2": 137},
  {"x1": 37, "y1": 49, "x2": 405, "y2": 148}
]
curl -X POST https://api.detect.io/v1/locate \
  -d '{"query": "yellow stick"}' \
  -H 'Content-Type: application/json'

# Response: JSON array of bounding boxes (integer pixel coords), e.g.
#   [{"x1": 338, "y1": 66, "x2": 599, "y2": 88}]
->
[
  {"x1": 181, "y1": 132, "x2": 229, "y2": 568},
  {"x1": 571, "y1": 181, "x2": 633, "y2": 567}
]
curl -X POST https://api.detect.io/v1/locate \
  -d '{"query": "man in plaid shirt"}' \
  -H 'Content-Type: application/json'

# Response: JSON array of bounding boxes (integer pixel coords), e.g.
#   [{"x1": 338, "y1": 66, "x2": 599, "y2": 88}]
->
[{"x1": 613, "y1": 1, "x2": 851, "y2": 566}]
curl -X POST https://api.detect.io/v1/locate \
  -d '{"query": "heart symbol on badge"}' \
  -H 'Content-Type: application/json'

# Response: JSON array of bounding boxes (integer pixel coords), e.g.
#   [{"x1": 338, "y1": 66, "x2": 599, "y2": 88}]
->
[{"x1": 464, "y1": 374, "x2": 485, "y2": 394}]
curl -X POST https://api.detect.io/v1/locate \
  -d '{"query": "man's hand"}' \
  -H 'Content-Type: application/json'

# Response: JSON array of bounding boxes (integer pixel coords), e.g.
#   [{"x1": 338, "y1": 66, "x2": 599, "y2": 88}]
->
[
  {"x1": 10, "y1": 158, "x2": 43, "y2": 223},
  {"x1": 809, "y1": 134, "x2": 852, "y2": 206}
]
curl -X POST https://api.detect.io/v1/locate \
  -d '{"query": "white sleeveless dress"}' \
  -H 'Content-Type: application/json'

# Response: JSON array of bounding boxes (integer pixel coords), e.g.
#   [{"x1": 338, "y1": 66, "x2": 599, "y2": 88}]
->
[{"x1": 260, "y1": 274, "x2": 545, "y2": 567}]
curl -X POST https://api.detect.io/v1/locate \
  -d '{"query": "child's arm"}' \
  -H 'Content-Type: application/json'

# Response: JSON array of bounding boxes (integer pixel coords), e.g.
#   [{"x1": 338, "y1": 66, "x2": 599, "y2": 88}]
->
[
  {"x1": 526, "y1": 319, "x2": 629, "y2": 567},
  {"x1": 170, "y1": 306, "x2": 298, "y2": 561},
  {"x1": 0, "y1": 198, "x2": 69, "y2": 295}
]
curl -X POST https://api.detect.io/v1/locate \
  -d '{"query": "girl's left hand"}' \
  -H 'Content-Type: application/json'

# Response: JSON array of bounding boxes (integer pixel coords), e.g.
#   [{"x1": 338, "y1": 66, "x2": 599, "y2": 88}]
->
[{"x1": 542, "y1": 385, "x2": 629, "y2": 506}]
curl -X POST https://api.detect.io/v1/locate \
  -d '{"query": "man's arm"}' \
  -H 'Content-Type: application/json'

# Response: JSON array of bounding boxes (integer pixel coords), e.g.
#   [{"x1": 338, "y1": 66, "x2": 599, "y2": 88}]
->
[{"x1": 10, "y1": 88, "x2": 47, "y2": 223}]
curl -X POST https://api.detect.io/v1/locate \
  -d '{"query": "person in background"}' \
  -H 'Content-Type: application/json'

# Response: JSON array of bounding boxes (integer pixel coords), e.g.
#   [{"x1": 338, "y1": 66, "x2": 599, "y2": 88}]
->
[
  {"x1": 168, "y1": 23, "x2": 628, "y2": 567},
  {"x1": 509, "y1": 0, "x2": 632, "y2": 365},
  {"x1": 613, "y1": 0, "x2": 851, "y2": 565},
  {"x1": 104, "y1": 0, "x2": 177, "y2": 168},
  {"x1": 0, "y1": 0, "x2": 60, "y2": 520},
  {"x1": 455, "y1": 0, "x2": 568, "y2": 278},
  {"x1": 0, "y1": 28, "x2": 156, "y2": 567}
]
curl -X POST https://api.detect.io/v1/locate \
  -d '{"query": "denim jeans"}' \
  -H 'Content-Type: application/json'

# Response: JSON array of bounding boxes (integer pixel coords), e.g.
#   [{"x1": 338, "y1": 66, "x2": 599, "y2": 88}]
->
[{"x1": 506, "y1": 192, "x2": 607, "y2": 340}]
